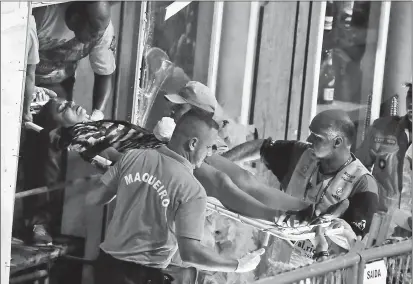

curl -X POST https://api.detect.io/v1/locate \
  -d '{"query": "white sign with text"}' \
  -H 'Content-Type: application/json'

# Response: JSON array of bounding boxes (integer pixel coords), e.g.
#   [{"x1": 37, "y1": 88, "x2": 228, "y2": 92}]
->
[{"x1": 364, "y1": 260, "x2": 387, "y2": 284}]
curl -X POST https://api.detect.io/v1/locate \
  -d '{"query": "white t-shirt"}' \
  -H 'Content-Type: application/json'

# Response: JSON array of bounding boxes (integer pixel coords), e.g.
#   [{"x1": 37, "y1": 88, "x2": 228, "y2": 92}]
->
[{"x1": 33, "y1": 3, "x2": 116, "y2": 84}]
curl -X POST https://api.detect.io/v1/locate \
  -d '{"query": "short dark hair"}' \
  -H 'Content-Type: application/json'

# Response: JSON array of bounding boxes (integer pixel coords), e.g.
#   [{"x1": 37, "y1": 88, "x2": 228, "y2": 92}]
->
[
  {"x1": 176, "y1": 108, "x2": 220, "y2": 131},
  {"x1": 65, "y1": 1, "x2": 111, "y2": 31},
  {"x1": 315, "y1": 110, "x2": 356, "y2": 145},
  {"x1": 34, "y1": 98, "x2": 61, "y2": 130}
]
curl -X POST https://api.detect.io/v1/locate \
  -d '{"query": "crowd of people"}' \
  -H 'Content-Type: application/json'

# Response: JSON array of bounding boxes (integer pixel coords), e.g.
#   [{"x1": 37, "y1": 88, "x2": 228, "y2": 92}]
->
[{"x1": 13, "y1": 1, "x2": 411, "y2": 284}]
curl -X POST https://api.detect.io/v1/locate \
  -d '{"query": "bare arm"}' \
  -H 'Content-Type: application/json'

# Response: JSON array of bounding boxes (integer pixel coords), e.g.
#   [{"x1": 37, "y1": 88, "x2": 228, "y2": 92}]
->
[
  {"x1": 93, "y1": 73, "x2": 113, "y2": 112},
  {"x1": 178, "y1": 237, "x2": 238, "y2": 272},
  {"x1": 86, "y1": 158, "x2": 120, "y2": 206},
  {"x1": 204, "y1": 154, "x2": 310, "y2": 211},
  {"x1": 175, "y1": 197, "x2": 238, "y2": 272},
  {"x1": 194, "y1": 163, "x2": 280, "y2": 221},
  {"x1": 86, "y1": 179, "x2": 117, "y2": 206},
  {"x1": 221, "y1": 139, "x2": 265, "y2": 163},
  {"x1": 23, "y1": 64, "x2": 36, "y2": 122}
]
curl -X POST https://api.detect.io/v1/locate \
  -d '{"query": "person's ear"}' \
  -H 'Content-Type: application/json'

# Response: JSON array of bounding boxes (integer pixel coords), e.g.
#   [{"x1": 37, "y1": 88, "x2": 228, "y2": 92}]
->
[
  {"x1": 188, "y1": 137, "x2": 199, "y2": 151},
  {"x1": 333, "y1": 136, "x2": 343, "y2": 148}
]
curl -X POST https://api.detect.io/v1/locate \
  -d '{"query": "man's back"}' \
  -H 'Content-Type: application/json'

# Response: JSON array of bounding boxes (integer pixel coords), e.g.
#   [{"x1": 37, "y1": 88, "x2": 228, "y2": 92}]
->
[{"x1": 101, "y1": 147, "x2": 206, "y2": 269}]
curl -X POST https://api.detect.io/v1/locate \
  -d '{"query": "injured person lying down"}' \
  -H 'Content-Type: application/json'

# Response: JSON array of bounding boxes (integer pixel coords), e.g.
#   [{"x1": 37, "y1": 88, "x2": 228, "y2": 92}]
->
[{"x1": 26, "y1": 82, "x2": 315, "y2": 227}]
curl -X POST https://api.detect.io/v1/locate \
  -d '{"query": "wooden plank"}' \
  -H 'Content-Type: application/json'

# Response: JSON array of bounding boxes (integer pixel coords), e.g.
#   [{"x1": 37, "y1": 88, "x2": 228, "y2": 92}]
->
[
  {"x1": 252, "y1": 1, "x2": 297, "y2": 186},
  {"x1": 1, "y1": 3, "x2": 30, "y2": 282},
  {"x1": 298, "y1": 1, "x2": 325, "y2": 141},
  {"x1": 286, "y1": 2, "x2": 311, "y2": 140}
]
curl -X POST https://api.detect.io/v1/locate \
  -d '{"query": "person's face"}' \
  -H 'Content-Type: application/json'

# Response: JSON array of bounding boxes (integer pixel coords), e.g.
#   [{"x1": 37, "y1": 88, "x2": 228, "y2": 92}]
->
[
  {"x1": 50, "y1": 99, "x2": 88, "y2": 127},
  {"x1": 66, "y1": 13, "x2": 105, "y2": 44},
  {"x1": 170, "y1": 103, "x2": 192, "y2": 122},
  {"x1": 306, "y1": 124, "x2": 335, "y2": 159},
  {"x1": 406, "y1": 94, "x2": 412, "y2": 122},
  {"x1": 189, "y1": 128, "x2": 218, "y2": 169}
]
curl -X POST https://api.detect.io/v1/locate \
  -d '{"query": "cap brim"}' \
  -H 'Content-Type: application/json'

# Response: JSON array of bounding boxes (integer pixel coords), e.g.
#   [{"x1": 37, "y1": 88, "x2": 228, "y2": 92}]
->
[{"x1": 164, "y1": 94, "x2": 188, "y2": 104}]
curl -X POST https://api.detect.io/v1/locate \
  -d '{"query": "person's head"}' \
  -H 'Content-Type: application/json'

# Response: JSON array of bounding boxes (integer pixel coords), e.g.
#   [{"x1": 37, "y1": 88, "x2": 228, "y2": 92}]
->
[
  {"x1": 35, "y1": 98, "x2": 88, "y2": 129},
  {"x1": 405, "y1": 82, "x2": 412, "y2": 122},
  {"x1": 168, "y1": 109, "x2": 219, "y2": 168},
  {"x1": 164, "y1": 81, "x2": 224, "y2": 123},
  {"x1": 306, "y1": 110, "x2": 355, "y2": 159},
  {"x1": 65, "y1": 1, "x2": 111, "y2": 43}
]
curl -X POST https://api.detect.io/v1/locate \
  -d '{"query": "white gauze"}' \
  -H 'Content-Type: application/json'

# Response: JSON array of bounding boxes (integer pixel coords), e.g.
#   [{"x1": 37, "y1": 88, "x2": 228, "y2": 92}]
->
[{"x1": 153, "y1": 117, "x2": 176, "y2": 142}]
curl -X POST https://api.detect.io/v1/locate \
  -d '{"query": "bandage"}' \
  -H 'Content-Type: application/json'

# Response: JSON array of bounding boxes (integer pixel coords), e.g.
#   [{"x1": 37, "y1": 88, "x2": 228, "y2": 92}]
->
[{"x1": 153, "y1": 117, "x2": 176, "y2": 142}]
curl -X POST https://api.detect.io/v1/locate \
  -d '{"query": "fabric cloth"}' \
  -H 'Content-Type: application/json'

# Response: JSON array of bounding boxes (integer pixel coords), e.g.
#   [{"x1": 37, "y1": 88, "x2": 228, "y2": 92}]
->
[
  {"x1": 356, "y1": 115, "x2": 412, "y2": 211},
  {"x1": 100, "y1": 146, "x2": 207, "y2": 269},
  {"x1": 95, "y1": 249, "x2": 173, "y2": 284},
  {"x1": 260, "y1": 139, "x2": 379, "y2": 236},
  {"x1": 27, "y1": 15, "x2": 40, "y2": 65},
  {"x1": 17, "y1": 117, "x2": 69, "y2": 240},
  {"x1": 33, "y1": 3, "x2": 116, "y2": 85}
]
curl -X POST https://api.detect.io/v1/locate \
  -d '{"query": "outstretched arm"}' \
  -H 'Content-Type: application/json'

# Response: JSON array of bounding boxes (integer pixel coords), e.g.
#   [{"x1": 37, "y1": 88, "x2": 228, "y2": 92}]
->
[
  {"x1": 194, "y1": 163, "x2": 280, "y2": 221},
  {"x1": 204, "y1": 154, "x2": 310, "y2": 211},
  {"x1": 221, "y1": 139, "x2": 265, "y2": 163}
]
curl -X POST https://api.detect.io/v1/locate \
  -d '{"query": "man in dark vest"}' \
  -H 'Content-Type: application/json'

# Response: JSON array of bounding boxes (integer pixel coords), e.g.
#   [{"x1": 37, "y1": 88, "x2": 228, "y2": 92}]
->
[
  {"x1": 356, "y1": 83, "x2": 412, "y2": 212},
  {"x1": 222, "y1": 109, "x2": 379, "y2": 238}
]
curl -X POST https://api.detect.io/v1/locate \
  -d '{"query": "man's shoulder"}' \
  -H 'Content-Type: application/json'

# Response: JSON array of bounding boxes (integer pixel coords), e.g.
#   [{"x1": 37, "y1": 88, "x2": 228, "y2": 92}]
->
[{"x1": 353, "y1": 172, "x2": 379, "y2": 195}]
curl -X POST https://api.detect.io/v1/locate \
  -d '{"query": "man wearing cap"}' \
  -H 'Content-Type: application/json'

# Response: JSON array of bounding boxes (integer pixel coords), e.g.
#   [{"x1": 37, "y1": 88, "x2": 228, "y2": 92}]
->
[
  {"x1": 356, "y1": 83, "x2": 412, "y2": 212},
  {"x1": 87, "y1": 109, "x2": 265, "y2": 284},
  {"x1": 158, "y1": 82, "x2": 311, "y2": 217}
]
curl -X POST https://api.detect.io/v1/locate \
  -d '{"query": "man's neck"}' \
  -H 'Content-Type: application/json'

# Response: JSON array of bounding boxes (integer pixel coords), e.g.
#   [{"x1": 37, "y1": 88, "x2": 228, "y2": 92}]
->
[
  {"x1": 319, "y1": 151, "x2": 352, "y2": 175},
  {"x1": 166, "y1": 143, "x2": 194, "y2": 169}
]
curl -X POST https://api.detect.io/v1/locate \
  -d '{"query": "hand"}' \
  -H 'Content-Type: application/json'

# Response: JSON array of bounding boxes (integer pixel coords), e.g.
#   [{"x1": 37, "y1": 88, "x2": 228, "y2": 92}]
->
[
  {"x1": 235, "y1": 248, "x2": 265, "y2": 273},
  {"x1": 327, "y1": 219, "x2": 359, "y2": 248},
  {"x1": 33, "y1": 86, "x2": 57, "y2": 103},
  {"x1": 90, "y1": 109, "x2": 104, "y2": 121},
  {"x1": 274, "y1": 205, "x2": 313, "y2": 228},
  {"x1": 23, "y1": 110, "x2": 33, "y2": 122},
  {"x1": 312, "y1": 199, "x2": 350, "y2": 224},
  {"x1": 312, "y1": 226, "x2": 329, "y2": 251}
]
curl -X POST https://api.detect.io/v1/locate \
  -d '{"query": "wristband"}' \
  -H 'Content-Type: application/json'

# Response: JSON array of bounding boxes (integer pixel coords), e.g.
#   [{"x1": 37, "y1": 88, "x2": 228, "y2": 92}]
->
[{"x1": 313, "y1": 251, "x2": 329, "y2": 260}]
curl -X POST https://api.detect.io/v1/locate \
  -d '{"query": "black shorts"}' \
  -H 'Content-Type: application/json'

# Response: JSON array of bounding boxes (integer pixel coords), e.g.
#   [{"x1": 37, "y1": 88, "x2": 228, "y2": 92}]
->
[{"x1": 94, "y1": 250, "x2": 173, "y2": 284}]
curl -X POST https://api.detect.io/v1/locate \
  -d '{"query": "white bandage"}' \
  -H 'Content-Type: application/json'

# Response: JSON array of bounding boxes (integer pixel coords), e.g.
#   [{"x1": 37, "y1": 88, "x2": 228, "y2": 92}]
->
[{"x1": 153, "y1": 117, "x2": 176, "y2": 142}]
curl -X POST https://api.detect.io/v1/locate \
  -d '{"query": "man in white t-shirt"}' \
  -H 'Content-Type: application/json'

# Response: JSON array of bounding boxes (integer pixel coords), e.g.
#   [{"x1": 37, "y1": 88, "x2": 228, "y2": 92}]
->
[{"x1": 32, "y1": 1, "x2": 117, "y2": 120}]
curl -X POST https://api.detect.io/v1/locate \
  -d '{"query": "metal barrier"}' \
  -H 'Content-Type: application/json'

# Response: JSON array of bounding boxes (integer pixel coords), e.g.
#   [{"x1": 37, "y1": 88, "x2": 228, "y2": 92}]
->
[{"x1": 254, "y1": 239, "x2": 412, "y2": 284}]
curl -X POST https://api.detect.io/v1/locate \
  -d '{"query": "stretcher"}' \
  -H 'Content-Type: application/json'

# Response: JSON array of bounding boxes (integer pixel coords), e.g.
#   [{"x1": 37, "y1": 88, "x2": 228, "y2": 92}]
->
[{"x1": 23, "y1": 121, "x2": 344, "y2": 242}]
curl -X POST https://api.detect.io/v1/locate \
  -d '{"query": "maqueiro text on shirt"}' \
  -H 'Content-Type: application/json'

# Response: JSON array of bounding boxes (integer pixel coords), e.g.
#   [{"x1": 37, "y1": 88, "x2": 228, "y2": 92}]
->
[{"x1": 124, "y1": 172, "x2": 170, "y2": 207}]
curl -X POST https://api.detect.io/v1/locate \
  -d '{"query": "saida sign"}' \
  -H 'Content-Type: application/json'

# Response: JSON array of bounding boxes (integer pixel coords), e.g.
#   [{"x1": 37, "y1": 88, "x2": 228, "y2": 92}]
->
[{"x1": 363, "y1": 260, "x2": 387, "y2": 284}]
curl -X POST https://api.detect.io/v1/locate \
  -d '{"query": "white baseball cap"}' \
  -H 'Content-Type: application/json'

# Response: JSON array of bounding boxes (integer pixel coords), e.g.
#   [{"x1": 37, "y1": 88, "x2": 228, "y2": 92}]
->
[{"x1": 165, "y1": 81, "x2": 224, "y2": 122}]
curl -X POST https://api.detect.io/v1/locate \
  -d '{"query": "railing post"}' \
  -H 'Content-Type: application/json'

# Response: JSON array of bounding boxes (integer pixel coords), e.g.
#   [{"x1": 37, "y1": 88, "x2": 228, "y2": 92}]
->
[{"x1": 357, "y1": 258, "x2": 366, "y2": 284}]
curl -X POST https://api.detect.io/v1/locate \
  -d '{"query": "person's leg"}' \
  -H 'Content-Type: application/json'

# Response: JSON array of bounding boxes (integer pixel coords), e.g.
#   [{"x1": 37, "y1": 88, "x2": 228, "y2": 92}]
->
[{"x1": 204, "y1": 155, "x2": 309, "y2": 211}]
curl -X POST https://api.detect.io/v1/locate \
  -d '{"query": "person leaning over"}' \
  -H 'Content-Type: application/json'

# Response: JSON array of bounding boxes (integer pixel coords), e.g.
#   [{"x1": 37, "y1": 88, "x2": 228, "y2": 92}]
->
[{"x1": 86, "y1": 109, "x2": 265, "y2": 284}]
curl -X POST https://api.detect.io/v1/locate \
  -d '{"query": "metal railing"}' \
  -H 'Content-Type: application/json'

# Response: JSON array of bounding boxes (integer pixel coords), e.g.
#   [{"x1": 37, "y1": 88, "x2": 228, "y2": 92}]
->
[{"x1": 254, "y1": 239, "x2": 412, "y2": 284}]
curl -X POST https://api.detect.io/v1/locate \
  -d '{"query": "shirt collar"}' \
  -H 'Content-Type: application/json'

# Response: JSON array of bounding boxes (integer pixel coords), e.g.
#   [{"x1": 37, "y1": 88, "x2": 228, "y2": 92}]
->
[{"x1": 156, "y1": 145, "x2": 194, "y2": 172}]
